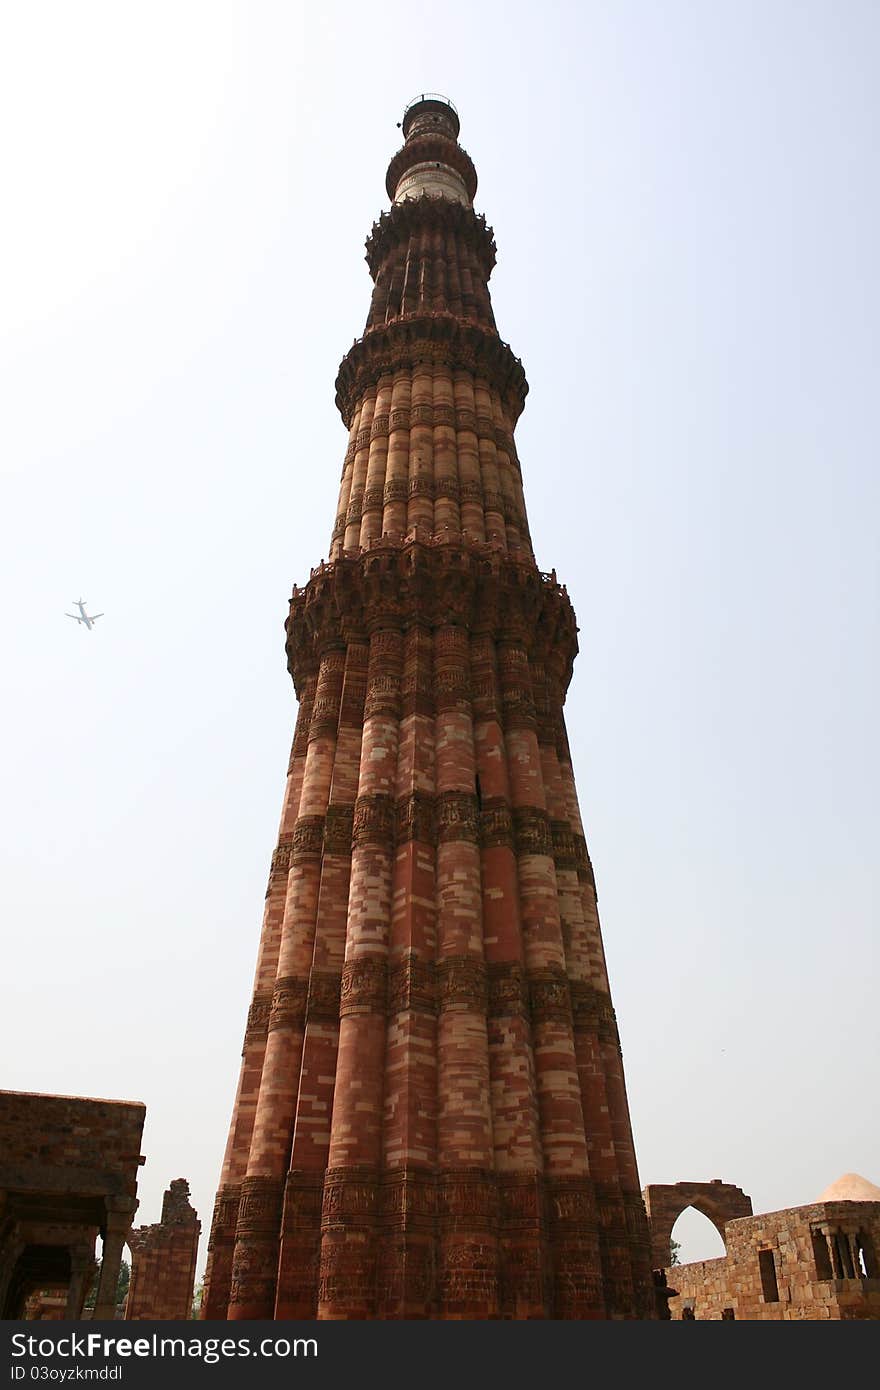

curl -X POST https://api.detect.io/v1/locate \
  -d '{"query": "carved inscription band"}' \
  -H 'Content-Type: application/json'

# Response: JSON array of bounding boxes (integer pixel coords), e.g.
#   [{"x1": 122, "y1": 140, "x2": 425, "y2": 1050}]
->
[
  {"x1": 247, "y1": 962, "x2": 613, "y2": 1037},
  {"x1": 281, "y1": 795, "x2": 589, "y2": 863}
]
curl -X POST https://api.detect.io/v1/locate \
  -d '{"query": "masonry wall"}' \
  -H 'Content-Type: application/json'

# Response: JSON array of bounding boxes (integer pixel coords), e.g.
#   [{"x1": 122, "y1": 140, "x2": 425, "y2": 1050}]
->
[
  {"x1": 0, "y1": 1090, "x2": 145, "y2": 1320},
  {"x1": 0, "y1": 1092, "x2": 144, "y2": 1193},
  {"x1": 666, "y1": 1202, "x2": 880, "y2": 1320},
  {"x1": 126, "y1": 1180, "x2": 200, "y2": 1321}
]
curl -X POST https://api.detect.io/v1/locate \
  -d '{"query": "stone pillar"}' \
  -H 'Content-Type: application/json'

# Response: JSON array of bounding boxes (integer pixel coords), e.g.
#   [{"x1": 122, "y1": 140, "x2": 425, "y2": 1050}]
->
[
  {"x1": 93, "y1": 1200, "x2": 136, "y2": 1320},
  {"x1": 65, "y1": 1248, "x2": 93, "y2": 1320}
]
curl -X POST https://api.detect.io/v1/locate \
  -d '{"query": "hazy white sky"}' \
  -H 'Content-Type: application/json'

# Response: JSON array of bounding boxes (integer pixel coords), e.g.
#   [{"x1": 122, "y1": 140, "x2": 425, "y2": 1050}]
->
[{"x1": 2, "y1": 0, "x2": 877, "y2": 1272}]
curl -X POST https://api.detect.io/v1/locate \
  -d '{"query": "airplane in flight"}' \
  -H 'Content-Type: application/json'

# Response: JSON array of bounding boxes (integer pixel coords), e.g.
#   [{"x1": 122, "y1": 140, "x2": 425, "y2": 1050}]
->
[{"x1": 65, "y1": 598, "x2": 103, "y2": 630}]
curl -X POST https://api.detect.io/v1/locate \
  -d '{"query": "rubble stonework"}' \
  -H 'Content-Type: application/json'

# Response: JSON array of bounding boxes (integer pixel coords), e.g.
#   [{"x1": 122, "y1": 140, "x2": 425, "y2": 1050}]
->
[
  {"x1": 202, "y1": 94, "x2": 656, "y2": 1320},
  {"x1": 648, "y1": 1178, "x2": 880, "y2": 1320},
  {"x1": 0, "y1": 1090, "x2": 145, "y2": 1319},
  {"x1": 125, "y1": 1179, "x2": 201, "y2": 1320}
]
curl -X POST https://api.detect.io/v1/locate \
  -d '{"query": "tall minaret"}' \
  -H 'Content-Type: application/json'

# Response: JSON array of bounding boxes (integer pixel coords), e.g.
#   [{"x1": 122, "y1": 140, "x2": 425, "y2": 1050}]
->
[{"x1": 203, "y1": 95, "x2": 655, "y2": 1320}]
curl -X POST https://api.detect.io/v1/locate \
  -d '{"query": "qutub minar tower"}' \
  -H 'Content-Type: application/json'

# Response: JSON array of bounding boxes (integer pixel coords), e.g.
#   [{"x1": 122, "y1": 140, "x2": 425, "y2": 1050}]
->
[{"x1": 203, "y1": 95, "x2": 655, "y2": 1320}]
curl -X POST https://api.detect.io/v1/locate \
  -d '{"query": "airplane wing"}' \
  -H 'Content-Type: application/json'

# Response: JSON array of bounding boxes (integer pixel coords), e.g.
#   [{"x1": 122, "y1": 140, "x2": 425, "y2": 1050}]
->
[
  {"x1": 65, "y1": 613, "x2": 81, "y2": 621},
  {"x1": 91, "y1": 613, "x2": 104, "y2": 621}
]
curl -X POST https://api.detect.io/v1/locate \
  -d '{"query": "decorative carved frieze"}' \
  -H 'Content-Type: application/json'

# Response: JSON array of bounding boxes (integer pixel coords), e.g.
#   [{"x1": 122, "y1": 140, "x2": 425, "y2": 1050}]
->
[
  {"x1": 383, "y1": 477, "x2": 408, "y2": 504},
  {"x1": 379, "y1": 1168, "x2": 437, "y2": 1224},
  {"x1": 362, "y1": 486, "x2": 384, "y2": 512},
  {"x1": 236, "y1": 1176, "x2": 284, "y2": 1236},
  {"x1": 573, "y1": 834, "x2": 597, "y2": 893},
  {"x1": 437, "y1": 1168, "x2": 499, "y2": 1230},
  {"x1": 395, "y1": 791, "x2": 436, "y2": 845},
  {"x1": 513, "y1": 806, "x2": 553, "y2": 859},
  {"x1": 291, "y1": 815, "x2": 325, "y2": 863},
  {"x1": 321, "y1": 1167, "x2": 380, "y2": 1222},
  {"x1": 323, "y1": 804, "x2": 354, "y2": 856},
  {"x1": 339, "y1": 958, "x2": 387, "y2": 1016},
  {"x1": 352, "y1": 794, "x2": 395, "y2": 849},
  {"x1": 408, "y1": 475, "x2": 434, "y2": 499},
  {"x1": 434, "y1": 665, "x2": 471, "y2": 709},
  {"x1": 546, "y1": 1178, "x2": 599, "y2": 1232},
  {"x1": 437, "y1": 791, "x2": 479, "y2": 843},
  {"x1": 528, "y1": 967, "x2": 573, "y2": 1027},
  {"x1": 459, "y1": 479, "x2": 483, "y2": 505},
  {"x1": 244, "y1": 990, "x2": 273, "y2": 1046},
  {"x1": 309, "y1": 650, "x2": 346, "y2": 736},
  {"x1": 437, "y1": 956, "x2": 488, "y2": 1011},
  {"x1": 269, "y1": 833, "x2": 293, "y2": 877},
  {"x1": 479, "y1": 801, "x2": 514, "y2": 851},
  {"x1": 364, "y1": 673, "x2": 400, "y2": 721},
  {"x1": 387, "y1": 954, "x2": 436, "y2": 1015},
  {"x1": 268, "y1": 976, "x2": 308, "y2": 1032},
  {"x1": 569, "y1": 980, "x2": 617, "y2": 1040},
  {"x1": 487, "y1": 960, "x2": 529, "y2": 1019},
  {"x1": 364, "y1": 630, "x2": 402, "y2": 717},
  {"x1": 210, "y1": 1185, "x2": 241, "y2": 1241},
  {"x1": 550, "y1": 820, "x2": 578, "y2": 871},
  {"x1": 498, "y1": 1172, "x2": 545, "y2": 1227},
  {"x1": 306, "y1": 971, "x2": 342, "y2": 1025}
]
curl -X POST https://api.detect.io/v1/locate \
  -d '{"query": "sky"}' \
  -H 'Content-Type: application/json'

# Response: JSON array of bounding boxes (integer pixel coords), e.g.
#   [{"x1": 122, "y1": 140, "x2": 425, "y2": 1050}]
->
[{"x1": 1, "y1": 0, "x2": 877, "y2": 1274}]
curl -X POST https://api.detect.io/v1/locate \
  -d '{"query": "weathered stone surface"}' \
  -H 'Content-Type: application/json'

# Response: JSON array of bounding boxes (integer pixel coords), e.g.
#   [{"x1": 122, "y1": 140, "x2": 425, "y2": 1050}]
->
[
  {"x1": 126, "y1": 1178, "x2": 200, "y2": 1320},
  {"x1": 648, "y1": 1182, "x2": 880, "y2": 1320},
  {"x1": 0, "y1": 1090, "x2": 145, "y2": 1320}
]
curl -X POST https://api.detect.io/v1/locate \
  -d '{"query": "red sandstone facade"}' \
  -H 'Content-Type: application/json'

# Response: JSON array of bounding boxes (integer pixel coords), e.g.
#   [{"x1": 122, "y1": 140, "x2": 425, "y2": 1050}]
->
[{"x1": 203, "y1": 95, "x2": 655, "y2": 1320}]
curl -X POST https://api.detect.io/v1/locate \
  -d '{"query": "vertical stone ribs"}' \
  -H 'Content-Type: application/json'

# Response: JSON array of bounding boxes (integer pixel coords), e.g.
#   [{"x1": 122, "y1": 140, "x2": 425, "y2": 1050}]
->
[{"x1": 204, "y1": 95, "x2": 655, "y2": 1320}]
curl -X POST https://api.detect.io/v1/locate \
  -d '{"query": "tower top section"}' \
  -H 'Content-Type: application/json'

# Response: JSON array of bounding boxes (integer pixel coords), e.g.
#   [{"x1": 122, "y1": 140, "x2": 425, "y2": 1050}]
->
[
  {"x1": 386, "y1": 93, "x2": 477, "y2": 207},
  {"x1": 401, "y1": 93, "x2": 460, "y2": 140}
]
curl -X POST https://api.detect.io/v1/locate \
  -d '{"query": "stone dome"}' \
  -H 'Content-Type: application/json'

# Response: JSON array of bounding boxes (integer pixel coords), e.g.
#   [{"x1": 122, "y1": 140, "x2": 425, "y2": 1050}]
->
[{"x1": 817, "y1": 1173, "x2": 880, "y2": 1203}]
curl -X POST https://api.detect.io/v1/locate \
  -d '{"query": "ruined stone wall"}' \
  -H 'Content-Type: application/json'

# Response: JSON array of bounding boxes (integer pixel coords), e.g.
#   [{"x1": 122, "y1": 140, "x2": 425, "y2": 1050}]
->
[
  {"x1": 666, "y1": 1202, "x2": 880, "y2": 1320},
  {"x1": 126, "y1": 1180, "x2": 200, "y2": 1321}
]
